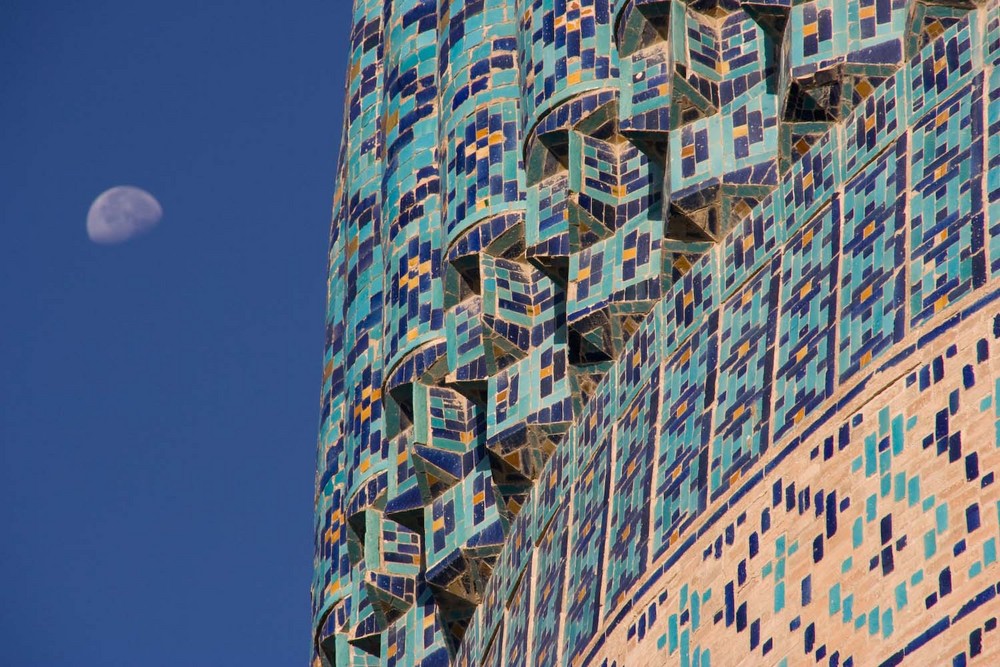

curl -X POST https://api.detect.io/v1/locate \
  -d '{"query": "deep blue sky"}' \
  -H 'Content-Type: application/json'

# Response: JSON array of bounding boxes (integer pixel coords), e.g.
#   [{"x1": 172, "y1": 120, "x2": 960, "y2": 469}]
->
[{"x1": 0, "y1": 3, "x2": 350, "y2": 664}]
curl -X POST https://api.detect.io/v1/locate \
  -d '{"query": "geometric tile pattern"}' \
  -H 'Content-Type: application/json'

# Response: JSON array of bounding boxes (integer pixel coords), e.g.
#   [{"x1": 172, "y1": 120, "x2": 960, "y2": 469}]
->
[
  {"x1": 711, "y1": 259, "x2": 778, "y2": 498},
  {"x1": 774, "y1": 200, "x2": 839, "y2": 442},
  {"x1": 605, "y1": 376, "x2": 659, "y2": 613},
  {"x1": 652, "y1": 317, "x2": 716, "y2": 562},
  {"x1": 839, "y1": 137, "x2": 908, "y2": 384},
  {"x1": 314, "y1": 1, "x2": 1000, "y2": 665},
  {"x1": 909, "y1": 80, "x2": 986, "y2": 327},
  {"x1": 565, "y1": 443, "x2": 610, "y2": 667}
]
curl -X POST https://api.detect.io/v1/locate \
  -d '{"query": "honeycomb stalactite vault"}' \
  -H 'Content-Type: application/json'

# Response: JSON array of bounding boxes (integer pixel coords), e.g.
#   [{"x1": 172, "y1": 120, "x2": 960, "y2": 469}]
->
[{"x1": 313, "y1": 1, "x2": 1000, "y2": 664}]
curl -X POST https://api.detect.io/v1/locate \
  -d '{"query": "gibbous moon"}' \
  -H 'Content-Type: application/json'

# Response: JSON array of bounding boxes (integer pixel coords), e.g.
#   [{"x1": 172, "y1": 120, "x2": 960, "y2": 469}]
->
[{"x1": 87, "y1": 186, "x2": 163, "y2": 244}]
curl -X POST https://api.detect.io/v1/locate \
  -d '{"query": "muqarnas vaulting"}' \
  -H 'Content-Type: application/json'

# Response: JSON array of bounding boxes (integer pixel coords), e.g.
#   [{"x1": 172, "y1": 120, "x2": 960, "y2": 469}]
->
[{"x1": 312, "y1": 1, "x2": 1000, "y2": 665}]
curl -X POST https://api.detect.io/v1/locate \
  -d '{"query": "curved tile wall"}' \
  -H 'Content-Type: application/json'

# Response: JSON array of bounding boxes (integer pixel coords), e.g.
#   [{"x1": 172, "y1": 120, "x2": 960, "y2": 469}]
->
[
  {"x1": 439, "y1": 0, "x2": 525, "y2": 248},
  {"x1": 515, "y1": 0, "x2": 620, "y2": 136},
  {"x1": 382, "y1": 0, "x2": 446, "y2": 375},
  {"x1": 314, "y1": 1, "x2": 1000, "y2": 665},
  {"x1": 313, "y1": 1, "x2": 387, "y2": 659}
]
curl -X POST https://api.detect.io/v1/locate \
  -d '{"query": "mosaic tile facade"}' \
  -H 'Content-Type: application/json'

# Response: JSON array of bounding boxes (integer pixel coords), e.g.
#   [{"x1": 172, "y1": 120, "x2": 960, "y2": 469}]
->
[{"x1": 314, "y1": 1, "x2": 1000, "y2": 664}]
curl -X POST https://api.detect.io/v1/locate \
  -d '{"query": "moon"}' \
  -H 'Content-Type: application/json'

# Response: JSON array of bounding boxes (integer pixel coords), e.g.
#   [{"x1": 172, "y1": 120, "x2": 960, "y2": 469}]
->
[{"x1": 87, "y1": 186, "x2": 163, "y2": 244}]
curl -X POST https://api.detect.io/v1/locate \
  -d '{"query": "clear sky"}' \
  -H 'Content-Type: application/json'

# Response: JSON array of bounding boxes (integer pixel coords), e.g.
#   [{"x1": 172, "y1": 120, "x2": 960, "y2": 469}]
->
[{"x1": 0, "y1": 3, "x2": 350, "y2": 664}]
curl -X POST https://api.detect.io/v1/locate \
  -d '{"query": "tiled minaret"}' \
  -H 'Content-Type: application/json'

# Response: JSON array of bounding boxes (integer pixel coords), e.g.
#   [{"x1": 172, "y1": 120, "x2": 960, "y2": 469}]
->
[{"x1": 314, "y1": 1, "x2": 1000, "y2": 665}]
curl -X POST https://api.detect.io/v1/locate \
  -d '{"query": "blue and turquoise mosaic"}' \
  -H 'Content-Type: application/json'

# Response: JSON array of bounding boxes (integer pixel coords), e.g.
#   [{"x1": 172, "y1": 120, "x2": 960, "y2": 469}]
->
[{"x1": 314, "y1": 1, "x2": 1000, "y2": 665}]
